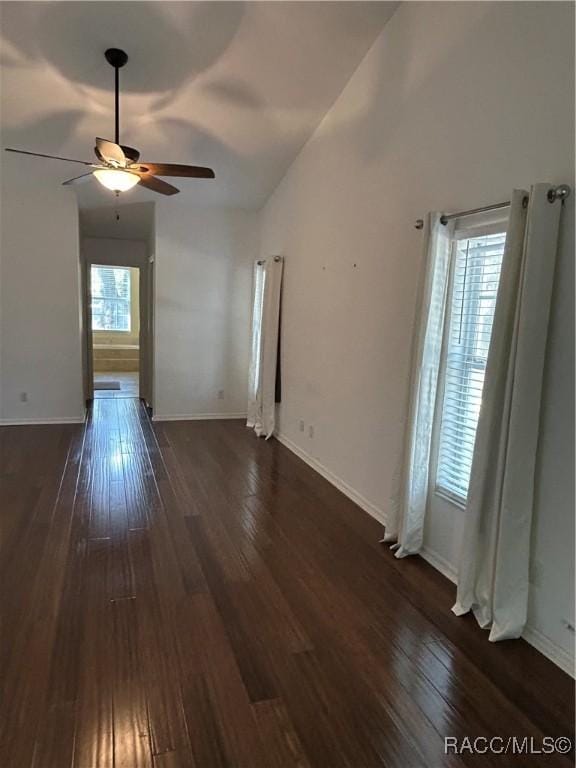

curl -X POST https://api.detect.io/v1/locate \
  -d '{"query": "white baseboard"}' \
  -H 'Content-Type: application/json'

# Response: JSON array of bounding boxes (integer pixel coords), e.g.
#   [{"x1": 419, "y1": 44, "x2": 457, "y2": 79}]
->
[
  {"x1": 0, "y1": 415, "x2": 86, "y2": 426},
  {"x1": 422, "y1": 551, "x2": 575, "y2": 678},
  {"x1": 274, "y1": 431, "x2": 386, "y2": 526},
  {"x1": 523, "y1": 625, "x2": 575, "y2": 678},
  {"x1": 420, "y1": 545, "x2": 458, "y2": 584},
  {"x1": 152, "y1": 412, "x2": 247, "y2": 422},
  {"x1": 274, "y1": 429, "x2": 574, "y2": 678}
]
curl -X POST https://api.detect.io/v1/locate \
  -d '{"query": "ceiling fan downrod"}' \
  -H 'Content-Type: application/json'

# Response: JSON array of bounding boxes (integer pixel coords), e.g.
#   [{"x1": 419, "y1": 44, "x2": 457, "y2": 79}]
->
[
  {"x1": 104, "y1": 48, "x2": 128, "y2": 145},
  {"x1": 4, "y1": 44, "x2": 214, "y2": 196}
]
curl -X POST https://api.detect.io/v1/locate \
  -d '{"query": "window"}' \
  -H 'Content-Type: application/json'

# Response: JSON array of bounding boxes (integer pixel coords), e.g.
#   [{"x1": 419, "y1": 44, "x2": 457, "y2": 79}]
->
[
  {"x1": 249, "y1": 262, "x2": 266, "y2": 394},
  {"x1": 435, "y1": 227, "x2": 506, "y2": 504},
  {"x1": 91, "y1": 265, "x2": 131, "y2": 332}
]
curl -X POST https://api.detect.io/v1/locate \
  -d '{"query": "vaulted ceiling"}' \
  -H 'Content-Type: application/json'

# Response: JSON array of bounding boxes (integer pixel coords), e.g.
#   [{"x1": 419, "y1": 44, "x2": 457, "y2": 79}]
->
[{"x1": 0, "y1": 1, "x2": 398, "y2": 209}]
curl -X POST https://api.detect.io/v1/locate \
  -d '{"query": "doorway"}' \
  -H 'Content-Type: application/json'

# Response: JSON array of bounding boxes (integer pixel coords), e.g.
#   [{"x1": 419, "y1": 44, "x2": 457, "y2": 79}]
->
[
  {"x1": 91, "y1": 263, "x2": 140, "y2": 399},
  {"x1": 79, "y1": 202, "x2": 155, "y2": 410}
]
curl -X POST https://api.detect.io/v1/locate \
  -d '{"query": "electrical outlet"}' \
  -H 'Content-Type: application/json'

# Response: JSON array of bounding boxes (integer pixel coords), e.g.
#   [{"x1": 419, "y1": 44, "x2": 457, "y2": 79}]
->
[
  {"x1": 20, "y1": 392, "x2": 28, "y2": 403},
  {"x1": 308, "y1": 425, "x2": 314, "y2": 439},
  {"x1": 299, "y1": 419, "x2": 305, "y2": 432},
  {"x1": 217, "y1": 389, "x2": 225, "y2": 400}
]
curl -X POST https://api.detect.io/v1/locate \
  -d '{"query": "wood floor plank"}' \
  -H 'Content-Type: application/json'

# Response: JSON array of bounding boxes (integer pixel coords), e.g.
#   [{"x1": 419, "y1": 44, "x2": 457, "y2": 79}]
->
[
  {"x1": 1, "y1": 406, "x2": 573, "y2": 767},
  {"x1": 31, "y1": 535, "x2": 86, "y2": 768},
  {"x1": 122, "y1": 450, "x2": 157, "y2": 530},
  {"x1": 179, "y1": 672, "x2": 232, "y2": 768},
  {"x1": 0, "y1": 426, "x2": 74, "y2": 643},
  {"x1": 252, "y1": 698, "x2": 312, "y2": 768},
  {"x1": 153, "y1": 750, "x2": 194, "y2": 768},
  {"x1": 73, "y1": 538, "x2": 114, "y2": 768},
  {"x1": 158, "y1": 445, "x2": 201, "y2": 516},
  {"x1": 0, "y1": 424, "x2": 85, "y2": 768},
  {"x1": 257, "y1": 430, "x2": 576, "y2": 738},
  {"x1": 89, "y1": 456, "x2": 111, "y2": 538},
  {"x1": 280, "y1": 647, "x2": 426, "y2": 768},
  {"x1": 128, "y1": 528, "x2": 192, "y2": 759},
  {"x1": 138, "y1": 416, "x2": 207, "y2": 596},
  {"x1": 187, "y1": 515, "x2": 278, "y2": 704},
  {"x1": 176, "y1": 592, "x2": 267, "y2": 768},
  {"x1": 112, "y1": 596, "x2": 153, "y2": 768}
]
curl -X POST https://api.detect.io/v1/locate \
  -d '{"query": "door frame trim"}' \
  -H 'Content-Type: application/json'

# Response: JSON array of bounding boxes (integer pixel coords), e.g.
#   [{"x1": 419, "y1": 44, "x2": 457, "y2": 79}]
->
[{"x1": 80, "y1": 238, "x2": 154, "y2": 409}]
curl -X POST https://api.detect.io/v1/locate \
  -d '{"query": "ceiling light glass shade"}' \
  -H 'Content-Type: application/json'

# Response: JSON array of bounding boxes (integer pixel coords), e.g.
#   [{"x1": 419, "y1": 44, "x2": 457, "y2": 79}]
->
[{"x1": 93, "y1": 169, "x2": 140, "y2": 192}]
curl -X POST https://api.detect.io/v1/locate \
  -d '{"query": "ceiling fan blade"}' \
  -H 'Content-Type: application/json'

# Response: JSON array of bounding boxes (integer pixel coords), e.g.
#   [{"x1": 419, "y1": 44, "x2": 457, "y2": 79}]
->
[
  {"x1": 121, "y1": 144, "x2": 140, "y2": 163},
  {"x1": 62, "y1": 172, "x2": 95, "y2": 186},
  {"x1": 136, "y1": 173, "x2": 179, "y2": 196},
  {"x1": 5, "y1": 148, "x2": 93, "y2": 166},
  {"x1": 95, "y1": 137, "x2": 126, "y2": 166},
  {"x1": 136, "y1": 162, "x2": 215, "y2": 179}
]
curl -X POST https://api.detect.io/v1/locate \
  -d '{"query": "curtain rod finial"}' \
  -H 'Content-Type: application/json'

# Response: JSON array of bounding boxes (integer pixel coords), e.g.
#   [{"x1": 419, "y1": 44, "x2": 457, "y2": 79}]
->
[{"x1": 548, "y1": 184, "x2": 570, "y2": 204}]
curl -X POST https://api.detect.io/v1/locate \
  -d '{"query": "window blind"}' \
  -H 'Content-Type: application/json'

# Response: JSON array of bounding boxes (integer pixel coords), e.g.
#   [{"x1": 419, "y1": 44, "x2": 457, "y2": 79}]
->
[
  {"x1": 435, "y1": 231, "x2": 506, "y2": 503},
  {"x1": 91, "y1": 265, "x2": 131, "y2": 332}
]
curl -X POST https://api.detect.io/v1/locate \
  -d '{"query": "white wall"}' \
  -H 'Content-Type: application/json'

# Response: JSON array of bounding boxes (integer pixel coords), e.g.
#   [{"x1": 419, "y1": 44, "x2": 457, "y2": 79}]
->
[
  {"x1": 0, "y1": 171, "x2": 256, "y2": 423},
  {"x1": 154, "y1": 203, "x2": 258, "y2": 419},
  {"x1": 80, "y1": 202, "x2": 155, "y2": 242},
  {"x1": 0, "y1": 162, "x2": 84, "y2": 423},
  {"x1": 259, "y1": 1, "x2": 575, "y2": 670}
]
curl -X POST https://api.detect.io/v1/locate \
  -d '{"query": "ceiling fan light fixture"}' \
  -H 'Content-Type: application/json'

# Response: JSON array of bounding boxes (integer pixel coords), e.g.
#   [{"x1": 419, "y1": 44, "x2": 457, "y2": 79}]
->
[
  {"x1": 6, "y1": 49, "x2": 214, "y2": 197},
  {"x1": 93, "y1": 168, "x2": 139, "y2": 192}
]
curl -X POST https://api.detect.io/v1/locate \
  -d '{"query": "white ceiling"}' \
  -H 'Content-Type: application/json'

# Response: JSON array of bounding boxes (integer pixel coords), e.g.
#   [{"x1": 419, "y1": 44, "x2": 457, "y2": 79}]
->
[{"x1": 0, "y1": 1, "x2": 398, "y2": 209}]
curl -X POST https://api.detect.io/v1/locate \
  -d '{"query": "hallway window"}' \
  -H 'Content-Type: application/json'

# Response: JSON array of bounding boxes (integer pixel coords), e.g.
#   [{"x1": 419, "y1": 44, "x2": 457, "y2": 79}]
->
[{"x1": 91, "y1": 265, "x2": 131, "y2": 332}]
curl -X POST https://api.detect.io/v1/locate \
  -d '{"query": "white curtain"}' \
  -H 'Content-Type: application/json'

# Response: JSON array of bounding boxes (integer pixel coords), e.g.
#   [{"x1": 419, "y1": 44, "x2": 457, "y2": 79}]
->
[
  {"x1": 453, "y1": 185, "x2": 563, "y2": 640},
  {"x1": 385, "y1": 214, "x2": 453, "y2": 554},
  {"x1": 247, "y1": 260, "x2": 265, "y2": 430},
  {"x1": 247, "y1": 256, "x2": 284, "y2": 438}
]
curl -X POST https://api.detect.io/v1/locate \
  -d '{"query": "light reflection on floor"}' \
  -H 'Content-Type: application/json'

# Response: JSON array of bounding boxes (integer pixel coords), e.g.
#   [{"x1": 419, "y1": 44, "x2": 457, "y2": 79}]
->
[{"x1": 94, "y1": 371, "x2": 139, "y2": 399}]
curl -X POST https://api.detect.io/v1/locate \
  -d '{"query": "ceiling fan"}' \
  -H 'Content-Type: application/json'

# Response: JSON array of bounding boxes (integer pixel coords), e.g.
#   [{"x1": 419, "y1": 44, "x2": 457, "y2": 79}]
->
[{"x1": 4, "y1": 48, "x2": 215, "y2": 196}]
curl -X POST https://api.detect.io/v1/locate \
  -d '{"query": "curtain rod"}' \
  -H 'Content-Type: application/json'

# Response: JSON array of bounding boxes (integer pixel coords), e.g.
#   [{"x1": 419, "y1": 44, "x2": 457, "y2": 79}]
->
[
  {"x1": 414, "y1": 184, "x2": 570, "y2": 229},
  {"x1": 440, "y1": 200, "x2": 510, "y2": 225},
  {"x1": 256, "y1": 256, "x2": 283, "y2": 265}
]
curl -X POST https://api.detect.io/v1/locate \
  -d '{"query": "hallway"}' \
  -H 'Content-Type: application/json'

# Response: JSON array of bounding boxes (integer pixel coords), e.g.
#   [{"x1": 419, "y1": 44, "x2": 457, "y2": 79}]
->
[
  {"x1": 0, "y1": 400, "x2": 573, "y2": 767},
  {"x1": 94, "y1": 371, "x2": 140, "y2": 399}
]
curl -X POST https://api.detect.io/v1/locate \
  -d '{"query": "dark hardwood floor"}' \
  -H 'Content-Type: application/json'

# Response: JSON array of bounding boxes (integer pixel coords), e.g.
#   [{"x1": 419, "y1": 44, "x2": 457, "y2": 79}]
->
[{"x1": 1, "y1": 398, "x2": 573, "y2": 767}]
